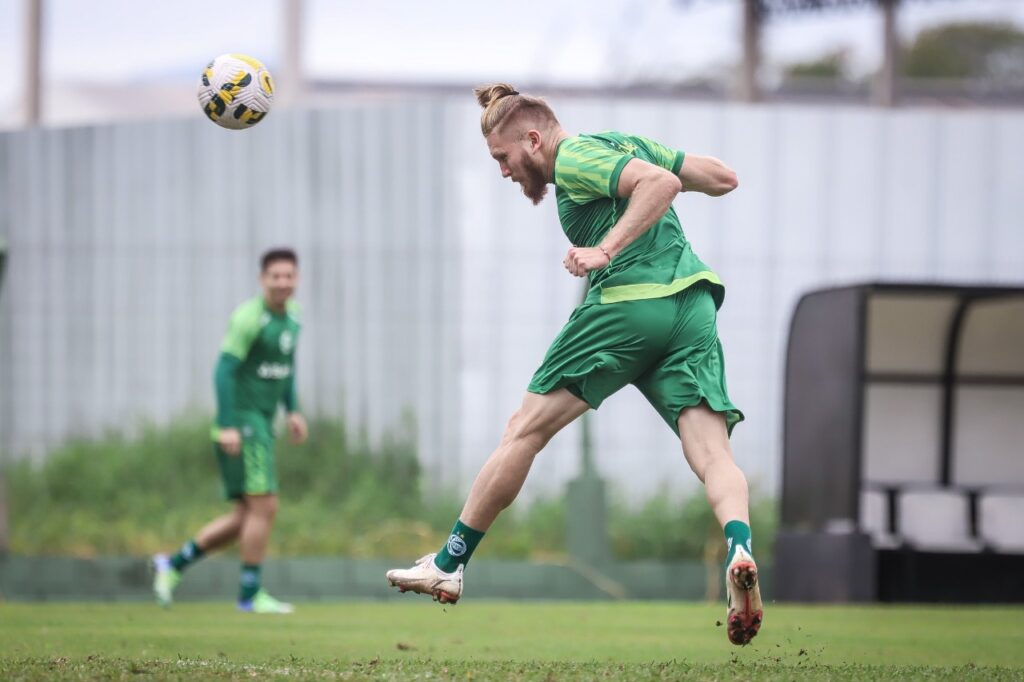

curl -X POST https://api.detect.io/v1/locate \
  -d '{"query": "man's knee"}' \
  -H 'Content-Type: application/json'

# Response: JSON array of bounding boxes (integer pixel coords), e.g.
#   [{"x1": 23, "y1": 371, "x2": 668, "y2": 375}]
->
[
  {"x1": 500, "y1": 408, "x2": 522, "y2": 442},
  {"x1": 685, "y1": 446, "x2": 733, "y2": 482},
  {"x1": 677, "y1": 404, "x2": 735, "y2": 479},
  {"x1": 244, "y1": 494, "x2": 279, "y2": 519},
  {"x1": 228, "y1": 503, "x2": 247, "y2": 529},
  {"x1": 500, "y1": 390, "x2": 587, "y2": 454},
  {"x1": 503, "y1": 408, "x2": 557, "y2": 452}
]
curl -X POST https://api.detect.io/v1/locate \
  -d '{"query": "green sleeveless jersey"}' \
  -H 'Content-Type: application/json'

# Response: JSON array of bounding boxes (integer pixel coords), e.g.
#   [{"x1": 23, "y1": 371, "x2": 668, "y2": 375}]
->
[
  {"x1": 553, "y1": 131, "x2": 724, "y2": 307},
  {"x1": 220, "y1": 296, "x2": 301, "y2": 419}
]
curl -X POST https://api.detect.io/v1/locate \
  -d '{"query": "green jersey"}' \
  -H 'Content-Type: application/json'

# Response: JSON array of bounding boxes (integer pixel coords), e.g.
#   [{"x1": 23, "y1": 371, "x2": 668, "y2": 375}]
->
[
  {"x1": 553, "y1": 131, "x2": 724, "y2": 307},
  {"x1": 219, "y1": 296, "x2": 301, "y2": 421}
]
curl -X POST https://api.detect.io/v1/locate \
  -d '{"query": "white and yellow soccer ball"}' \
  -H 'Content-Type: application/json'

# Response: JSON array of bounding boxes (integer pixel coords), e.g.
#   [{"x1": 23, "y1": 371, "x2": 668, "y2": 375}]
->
[{"x1": 197, "y1": 54, "x2": 275, "y2": 130}]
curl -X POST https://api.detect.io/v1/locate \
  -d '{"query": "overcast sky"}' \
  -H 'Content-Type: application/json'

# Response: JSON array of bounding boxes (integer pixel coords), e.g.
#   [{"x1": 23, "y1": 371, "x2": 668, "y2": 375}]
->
[{"x1": 1, "y1": 0, "x2": 1022, "y2": 125}]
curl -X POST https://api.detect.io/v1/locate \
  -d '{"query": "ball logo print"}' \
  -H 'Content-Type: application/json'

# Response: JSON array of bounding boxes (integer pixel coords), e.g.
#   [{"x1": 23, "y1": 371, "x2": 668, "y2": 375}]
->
[
  {"x1": 197, "y1": 54, "x2": 274, "y2": 130},
  {"x1": 446, "y1": 534, "x2": 467, "y2": 557}
]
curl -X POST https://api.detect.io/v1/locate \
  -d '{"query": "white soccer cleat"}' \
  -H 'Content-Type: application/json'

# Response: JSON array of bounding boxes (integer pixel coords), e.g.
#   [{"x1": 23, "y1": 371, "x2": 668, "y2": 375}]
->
[
  {"x1": 152, "y1": 554, "x2": 181, "y2": 608},
  {"x1": 725, "y1": 545, "x2": 763, "y2": 646},
  {"x1": 386, "y1": 553, "x2": 464, "y2": 604},
  {"x1": 237, "y1": 589, "x2": 295, "y2": 615}
]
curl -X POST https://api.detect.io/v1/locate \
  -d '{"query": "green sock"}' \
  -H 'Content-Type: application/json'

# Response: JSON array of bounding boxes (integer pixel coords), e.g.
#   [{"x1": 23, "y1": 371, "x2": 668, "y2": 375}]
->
[
  {"x1": 169, "y1": 539, "x2": 205, "y2": 572},
  {"x1": 724, "y1": 520, "x2": 752, "y2": 565},
  {"x1": 434, "y1": 519, "x2": 485, "y2": 573},
  {"x1": 239, "y1": 564, "x2": 261, "y2": 602}
]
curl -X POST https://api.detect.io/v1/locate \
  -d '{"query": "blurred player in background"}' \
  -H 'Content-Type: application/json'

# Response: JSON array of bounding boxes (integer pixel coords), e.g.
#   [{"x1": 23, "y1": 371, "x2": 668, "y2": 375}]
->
[
  {"x1": 153, "y1": 247, "x2": 307, "y2": 614},
  {"x1": 387, "y1": 84, "x2": 762, "y2": 645}
]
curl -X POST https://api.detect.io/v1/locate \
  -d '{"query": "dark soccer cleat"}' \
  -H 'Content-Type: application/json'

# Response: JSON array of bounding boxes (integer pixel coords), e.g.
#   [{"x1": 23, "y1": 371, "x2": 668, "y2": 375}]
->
[{"x1": 725, "y1": 546, "x2": 763, "y2": 646}]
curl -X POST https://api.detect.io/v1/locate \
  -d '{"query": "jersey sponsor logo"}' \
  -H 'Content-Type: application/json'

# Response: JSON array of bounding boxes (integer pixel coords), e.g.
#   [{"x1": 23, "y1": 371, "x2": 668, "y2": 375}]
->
[
  {"x1": 257, "y1": 362, "x2": 292, "y2": 379},
  {"x1": 279, "y1": 330, "x2": 294, "y2": 355},
  {"x1": 446, "y1": 534, "x2": 467, "y2": 557}
]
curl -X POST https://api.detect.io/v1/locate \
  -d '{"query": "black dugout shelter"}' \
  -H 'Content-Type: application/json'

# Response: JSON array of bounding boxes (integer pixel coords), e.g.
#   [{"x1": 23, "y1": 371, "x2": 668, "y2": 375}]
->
[{"x1": 774, "y1": 283, "x2": 1024, "y2": 602}]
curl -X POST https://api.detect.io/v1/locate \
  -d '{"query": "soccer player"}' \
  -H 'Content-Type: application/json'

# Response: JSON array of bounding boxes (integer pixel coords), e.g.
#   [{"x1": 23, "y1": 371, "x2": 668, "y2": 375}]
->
[
  {"x1": 387, "y1": 85, "x2": 763, "y2": 645},
  {"x1": 153, "y1": 248, "x2": 307, "y2": 614}
]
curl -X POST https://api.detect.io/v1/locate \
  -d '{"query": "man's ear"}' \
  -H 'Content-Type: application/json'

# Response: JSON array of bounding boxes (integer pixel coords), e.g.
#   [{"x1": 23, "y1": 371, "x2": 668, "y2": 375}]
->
[{"x1": 527, "y1": 129, "x2": 542, "y2": 151}]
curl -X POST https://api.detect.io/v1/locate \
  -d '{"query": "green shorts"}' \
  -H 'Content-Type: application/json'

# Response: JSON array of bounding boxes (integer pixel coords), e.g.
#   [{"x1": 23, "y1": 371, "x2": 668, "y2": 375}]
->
[
  {"x1": 528, "y1": 283, "x2": 744, "y2": 435},
  {"x1": 215, "y1": 412, "x2": 278, "y2": 500}
]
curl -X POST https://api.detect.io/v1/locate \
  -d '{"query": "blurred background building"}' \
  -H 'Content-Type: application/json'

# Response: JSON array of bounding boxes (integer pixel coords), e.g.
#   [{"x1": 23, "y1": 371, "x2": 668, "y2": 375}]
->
[
  {"x1": 1, "y1": 0, "x2": 1023, "y2": 501},
  {"x1": 4, "y1": 0, "x2": 1024, "y2": 129}
]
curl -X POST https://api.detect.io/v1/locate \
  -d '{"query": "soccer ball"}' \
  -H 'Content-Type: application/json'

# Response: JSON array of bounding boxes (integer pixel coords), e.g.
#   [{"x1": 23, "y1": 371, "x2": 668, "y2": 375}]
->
[{"x1": 197, "y1": 54, "x2": 275, "y2": 130}]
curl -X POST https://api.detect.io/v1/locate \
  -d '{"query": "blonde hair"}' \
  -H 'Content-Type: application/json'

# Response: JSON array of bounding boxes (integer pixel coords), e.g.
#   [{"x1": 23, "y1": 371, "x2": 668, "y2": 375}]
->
[{"x1": 473, "y1": 83, "x2": 559, "y2": 137}]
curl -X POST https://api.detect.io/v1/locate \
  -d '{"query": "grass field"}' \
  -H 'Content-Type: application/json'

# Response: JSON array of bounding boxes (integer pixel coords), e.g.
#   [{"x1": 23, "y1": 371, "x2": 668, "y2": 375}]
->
[{"x1": 1, "y1": 601, "x2": 1022, "y2": 680}]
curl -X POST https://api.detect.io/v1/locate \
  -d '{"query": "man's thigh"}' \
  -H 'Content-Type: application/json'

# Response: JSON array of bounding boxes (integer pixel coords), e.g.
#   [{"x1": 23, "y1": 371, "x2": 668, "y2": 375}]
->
[{"x1": 510, "y1": 388, "x2": 591, "y2": 442}]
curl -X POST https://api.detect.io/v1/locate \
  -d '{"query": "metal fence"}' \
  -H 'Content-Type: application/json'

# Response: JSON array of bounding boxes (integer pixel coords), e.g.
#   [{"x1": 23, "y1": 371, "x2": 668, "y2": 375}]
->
[{"x1": 2, "y1": 95, "x2": 1022, "y2": 498}]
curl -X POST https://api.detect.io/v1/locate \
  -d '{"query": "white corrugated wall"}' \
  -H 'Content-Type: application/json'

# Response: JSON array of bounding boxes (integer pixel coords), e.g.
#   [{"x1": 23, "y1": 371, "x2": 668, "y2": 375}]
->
[{"x1": 2, "y1": 96, "x2": 1022, "y2": 499}]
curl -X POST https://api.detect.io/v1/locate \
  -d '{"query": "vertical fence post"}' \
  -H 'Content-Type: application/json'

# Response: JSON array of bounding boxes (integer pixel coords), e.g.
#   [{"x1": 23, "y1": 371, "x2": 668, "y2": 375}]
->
[{"x1": 0, "y1": 238, "x2": 8, "y2": 556}]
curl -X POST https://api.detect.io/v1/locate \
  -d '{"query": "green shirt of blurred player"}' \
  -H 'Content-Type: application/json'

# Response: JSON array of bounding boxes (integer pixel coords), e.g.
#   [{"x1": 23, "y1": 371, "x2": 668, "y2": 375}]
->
[{"x1": 152, "y1": 248, "x2": 308, "y2": 615}]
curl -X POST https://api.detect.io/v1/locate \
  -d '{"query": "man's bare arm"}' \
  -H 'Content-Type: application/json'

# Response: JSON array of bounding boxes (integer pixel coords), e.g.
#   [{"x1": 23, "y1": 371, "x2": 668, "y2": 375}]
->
[{"x1": 678, "y1": 154, "x2": 738, "y2": 196}]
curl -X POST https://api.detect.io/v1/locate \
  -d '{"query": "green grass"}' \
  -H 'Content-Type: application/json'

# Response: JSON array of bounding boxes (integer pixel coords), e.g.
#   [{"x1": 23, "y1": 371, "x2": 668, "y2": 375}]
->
[{"x1": 1, "y1": 601, "x2": 1021, "y2": 680}]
